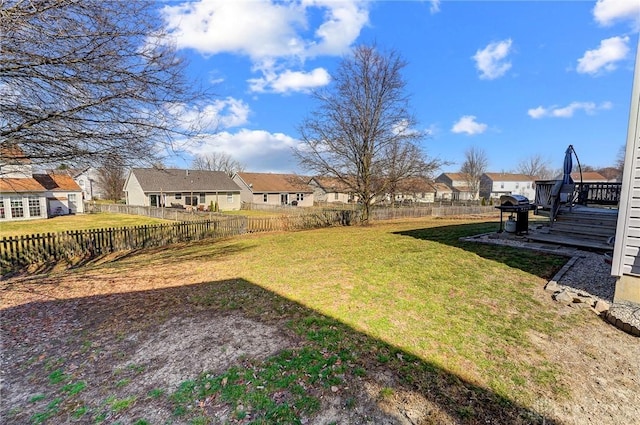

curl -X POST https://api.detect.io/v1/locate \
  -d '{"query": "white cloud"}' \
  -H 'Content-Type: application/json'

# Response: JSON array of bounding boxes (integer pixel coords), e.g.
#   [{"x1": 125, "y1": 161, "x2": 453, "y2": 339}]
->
[
  {"x1": 430, "y1": 0, "x2": 441, "y2": 14},
  {"x1": 161, "y1": 0, "x2": 368, "y2": 61},
  {"x1": 577, "y1": 36, "x2": 630, "y2": 75},
  {"x1": 161, "y1": 1, "x2": 368, "y2": 94},
  {"x1": 451, "y1": 116, "x2": 488, "y2": 135},
  {"x1": 187, "y1": 129, "x2": 300, "y2": 172},
  {"x1": 304, "y1": 0, "x2": 370, "y2": 57},
  {"x1": 472, "y1": 39, "x2": 513, "y2": 80},
  {"x1": 248, "y1": 67, "x2": 330, "y2": 94},
  {"x1": 527, "y1": 101, "x2": 612, "y2": 119},
  {"x1": 593, "y1": 0, "x2": 640, "y2": 27},
  {"x1": 168, "y1": 98, "x2": 251, "y2": 132}
]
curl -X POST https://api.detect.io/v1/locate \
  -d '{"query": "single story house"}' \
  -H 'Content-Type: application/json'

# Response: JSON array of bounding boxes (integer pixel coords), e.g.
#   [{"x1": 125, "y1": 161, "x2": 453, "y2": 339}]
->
[
  {"x1": 479, "y1": 173, "x2": 537, "y2": 201},
  {"x1": 124, "y1": 168, "x2": 242, "y2": 211},
  {"x1": 233, "y1": 172, "x2": 314, "y2": 207},
  {"x1": 308, "y1": 176, "x2": 356, "y2": 204}
]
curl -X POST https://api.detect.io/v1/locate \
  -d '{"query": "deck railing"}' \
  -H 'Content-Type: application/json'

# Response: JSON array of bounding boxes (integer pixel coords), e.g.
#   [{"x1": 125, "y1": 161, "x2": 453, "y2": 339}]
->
[
  {"x1": 535, "y1": 180, "x2": 621, "y2": 212},
  {"x1": 576, "y1": 182, "x2": 621, "y2": 205}
]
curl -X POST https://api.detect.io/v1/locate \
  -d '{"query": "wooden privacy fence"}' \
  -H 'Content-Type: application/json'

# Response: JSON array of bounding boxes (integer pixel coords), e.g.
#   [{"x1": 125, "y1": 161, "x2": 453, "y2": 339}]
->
[{"x1": 370, "y1": 205, "x2": 496, "y2": 220}]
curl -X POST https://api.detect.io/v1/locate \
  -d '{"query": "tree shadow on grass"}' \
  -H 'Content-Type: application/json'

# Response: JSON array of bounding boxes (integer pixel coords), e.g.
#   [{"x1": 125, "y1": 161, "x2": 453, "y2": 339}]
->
[
  {"x1": 395, "y1": 221, "x2": 568, "y2": 280},
  {"x1": 2, "y1": 277, "x2": 560, "y2": 424}
]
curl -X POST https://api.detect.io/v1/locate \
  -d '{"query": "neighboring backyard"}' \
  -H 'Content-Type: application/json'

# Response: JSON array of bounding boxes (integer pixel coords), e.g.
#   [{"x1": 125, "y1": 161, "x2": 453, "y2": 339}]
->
[
  {"x1": 0, "y1": 213, "x2": 173, "y2": 238},
  {"x1": 1, "y1": 216, "x2": 639, "y2": 424}
]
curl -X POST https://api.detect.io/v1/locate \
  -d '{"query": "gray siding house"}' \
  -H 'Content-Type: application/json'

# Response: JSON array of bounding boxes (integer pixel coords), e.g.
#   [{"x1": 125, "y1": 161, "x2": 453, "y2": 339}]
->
[
  {"x1": 611, "y1": 45, "x2": 640, "y2": 305},
  {"x1": 124, "y1": 168, "x2": 242, "y2": 211}
]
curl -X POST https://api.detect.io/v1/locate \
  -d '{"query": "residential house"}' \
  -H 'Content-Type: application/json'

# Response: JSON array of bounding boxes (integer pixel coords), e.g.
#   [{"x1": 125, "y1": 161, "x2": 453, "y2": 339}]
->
[
  {"x1": 394, "y1": 178, "x2": 436, "y2": 203},
  {"x1": 435, "y1": 173, "x2": 475, "y2": 200},
  {"x1": 308, "y1": 176, "x2": 356, "y2": 204},
  {"x1": 233, "y1": 172, "x2": 314, "y2": 207},
  {"x1": 124, "y1": 168, "x2": 242, "y2": 211},
  {"x1": 0, "y1": 145, "x2": 84, "y2": 220},
  {"x1": 611, "y1": 46, "x2": 640, "y2": 305},
  {"x1": 432, "y1": 183, "x2": 453, "y2": 201},
  {"x1": 49, "y1": 167, "x2": 103, "y2": 201},
  {"x1": 479, "y1": 173, "x2": 537, "y2": 201}
]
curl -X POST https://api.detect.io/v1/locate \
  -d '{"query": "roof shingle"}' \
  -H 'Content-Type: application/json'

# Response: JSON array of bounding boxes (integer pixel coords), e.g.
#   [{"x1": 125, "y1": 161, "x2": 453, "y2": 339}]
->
[{"x1": 130, "y1": 168, "x2": 241, "y2": 192}]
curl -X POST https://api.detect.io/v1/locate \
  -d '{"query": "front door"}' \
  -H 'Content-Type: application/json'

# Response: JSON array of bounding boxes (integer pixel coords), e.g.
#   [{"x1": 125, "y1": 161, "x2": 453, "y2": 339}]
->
[{"x1": 280, "y1": 194, "x2": 289, "y2": 205}]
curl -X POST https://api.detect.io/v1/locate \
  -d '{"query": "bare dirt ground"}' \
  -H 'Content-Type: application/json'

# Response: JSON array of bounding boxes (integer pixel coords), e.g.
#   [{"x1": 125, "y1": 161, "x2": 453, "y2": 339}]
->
[{"x1": 1, "y1": 245, "x2": 639, "y2": 425}]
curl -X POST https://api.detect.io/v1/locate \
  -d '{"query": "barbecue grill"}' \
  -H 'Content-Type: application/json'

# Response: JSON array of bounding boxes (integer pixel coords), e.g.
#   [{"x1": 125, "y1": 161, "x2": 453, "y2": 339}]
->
[{"x1": 495, "y1": 195, "x2": 536, "y2": 234}]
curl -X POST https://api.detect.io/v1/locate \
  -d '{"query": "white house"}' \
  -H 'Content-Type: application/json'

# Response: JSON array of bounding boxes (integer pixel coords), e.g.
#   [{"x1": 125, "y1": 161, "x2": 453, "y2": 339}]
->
[
  {"x1": 124, "y1": 168, "x2": 242, "y2": 211},
  {"x1": 479, "y1": 173, "x2": 537, "y2": 201},
  {"x1": 0, "y1": 145, "x2": 84, "y2": 220},
  {"x1": 435, "y1": 173, "x2": 474, "y2": 200},
  {"x1": 308, "y1": 176, "x2": 356, "y2": 204}
]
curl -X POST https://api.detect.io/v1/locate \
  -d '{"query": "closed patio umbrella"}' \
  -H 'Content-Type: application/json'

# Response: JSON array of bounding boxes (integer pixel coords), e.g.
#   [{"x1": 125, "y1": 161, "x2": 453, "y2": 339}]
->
[{"x1": 562, "y1": 145, "x2": 574, "y2": 185}]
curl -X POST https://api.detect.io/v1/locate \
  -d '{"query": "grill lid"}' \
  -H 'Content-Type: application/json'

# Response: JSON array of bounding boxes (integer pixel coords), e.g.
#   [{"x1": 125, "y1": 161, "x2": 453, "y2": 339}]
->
[{"x1": 500, "y1": 194, "x2": 529, "y2": 206}]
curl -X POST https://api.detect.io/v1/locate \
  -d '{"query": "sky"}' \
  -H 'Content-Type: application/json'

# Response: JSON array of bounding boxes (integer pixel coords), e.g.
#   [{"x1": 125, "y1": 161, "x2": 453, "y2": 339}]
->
[{"x1": 157, "y1": 0, "x2": 640, "y2": 176}]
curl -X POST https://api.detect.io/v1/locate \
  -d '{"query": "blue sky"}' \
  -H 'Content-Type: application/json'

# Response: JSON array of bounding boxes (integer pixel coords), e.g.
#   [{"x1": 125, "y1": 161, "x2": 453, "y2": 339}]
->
[{"x1": 158, "y1": 0, "x2": 640, "y2": 175}]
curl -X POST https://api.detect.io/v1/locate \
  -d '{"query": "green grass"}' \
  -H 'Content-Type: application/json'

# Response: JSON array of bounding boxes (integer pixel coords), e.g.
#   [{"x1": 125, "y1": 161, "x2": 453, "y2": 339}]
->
[
  {"x1": 0, "y1": 213, "x2": 172, "y2": 237},
  {"x1": 20, "y1": 216, "x2": 577, "y2": 423},
  {"x1": 108, "y1": 217, "x2": 569, "y2": 422}
]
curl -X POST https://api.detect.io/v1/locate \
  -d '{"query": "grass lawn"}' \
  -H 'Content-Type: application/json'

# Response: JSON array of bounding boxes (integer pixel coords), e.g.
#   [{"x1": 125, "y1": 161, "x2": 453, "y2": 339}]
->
[
  {"x1": 3, "y1": 216, "x2": 594, "y2": 424},
  {"x1": 0, "y1": 213, "x2": 173, "y2": 238}
]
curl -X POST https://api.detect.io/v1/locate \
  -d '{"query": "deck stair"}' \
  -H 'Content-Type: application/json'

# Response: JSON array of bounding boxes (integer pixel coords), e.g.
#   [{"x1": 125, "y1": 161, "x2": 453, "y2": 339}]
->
[{"x1": 528, "y1": 207, "x2": 618, "y2": 251}]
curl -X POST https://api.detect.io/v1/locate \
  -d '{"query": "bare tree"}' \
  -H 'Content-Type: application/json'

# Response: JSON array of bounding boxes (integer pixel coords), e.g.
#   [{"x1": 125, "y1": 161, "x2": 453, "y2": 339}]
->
[
  {"x1": 516, "y1": 155, "x2": 553, "y2": 179},
  {"x1": 460, "y1": 147, "x2": 488, "y2": 200},
  {"x1": 295, "y1": 45, "x2": 441, "y2": 222},
  {"x1": 96, "y1": 157, "x2": 126, "y2": 201},
  {"x1": 191, "y1": 152, "x2": 245, "y2": 177},
  {"x1": 1, "y1": 0, "x2": 206, "y2": 168}
]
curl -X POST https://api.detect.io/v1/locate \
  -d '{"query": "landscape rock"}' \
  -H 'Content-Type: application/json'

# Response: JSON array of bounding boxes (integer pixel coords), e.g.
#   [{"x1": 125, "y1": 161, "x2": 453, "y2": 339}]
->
[
  {"x1": 594, "y1": 300, "x2": 610, "y2": 314},
  {"x1": 553, "y1": 289, "x2": 575, "y2": 304},
  {"x1": 545, "y1": 281, "x2": 561, "y2": 293}
]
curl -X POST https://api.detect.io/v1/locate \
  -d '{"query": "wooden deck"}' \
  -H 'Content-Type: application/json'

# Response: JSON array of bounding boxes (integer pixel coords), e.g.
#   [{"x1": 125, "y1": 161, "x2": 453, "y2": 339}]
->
[{"x1": 528, "y1": 205, "x2": 617, "y2": 251}]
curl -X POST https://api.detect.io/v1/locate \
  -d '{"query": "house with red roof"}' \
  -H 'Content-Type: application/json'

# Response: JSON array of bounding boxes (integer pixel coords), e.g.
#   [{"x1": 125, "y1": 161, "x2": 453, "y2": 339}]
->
[{"x1": 0, "y1": 144, "x2": 84, "y2": 220}]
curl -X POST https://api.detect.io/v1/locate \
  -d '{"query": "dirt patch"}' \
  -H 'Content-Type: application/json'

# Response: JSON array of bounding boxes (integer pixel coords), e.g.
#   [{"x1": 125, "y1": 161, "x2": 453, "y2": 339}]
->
[{"x1": 119, "y1": 315, "x2": 294, "y2": 391}]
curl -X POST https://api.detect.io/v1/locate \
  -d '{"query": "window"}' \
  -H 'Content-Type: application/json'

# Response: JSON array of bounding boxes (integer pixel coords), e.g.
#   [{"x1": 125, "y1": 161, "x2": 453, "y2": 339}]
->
[
  {"x1": 263, "y1": 194, "x2": 268, "y2": 203},
  {"x1": 28, "y1": 196, "x2": 41, "y2": 217},
  {"x1": 227, "y1": 193, "x2": 233, "y2": 203},
  {"x1": 334, "y1": 193, "x2": 339, "y2": 200},
  {"x1": 500, "y1": 182, "x2": 504, "y2": 189},
  {"x1": 184, "y1": 196, "x2": 198, "y2": 206},
  {"x1": 11, "y1": 197, "x2": 24, "y2": 218},
  {"x1": 296, "y1": 193, "x2": 304, "y2": 202},
  {"x1": 199, "y1": 193, "x2": 206, "y2": 203},
  {"x1": 515, "y1": 182, "x2": 519, "y2": 189},
  {"x1": 0, "y1": 197, "x2": 4, "y2": 219},
  {"x1": 175, "y1": 193, "x2": 182, "y2": 200}
]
